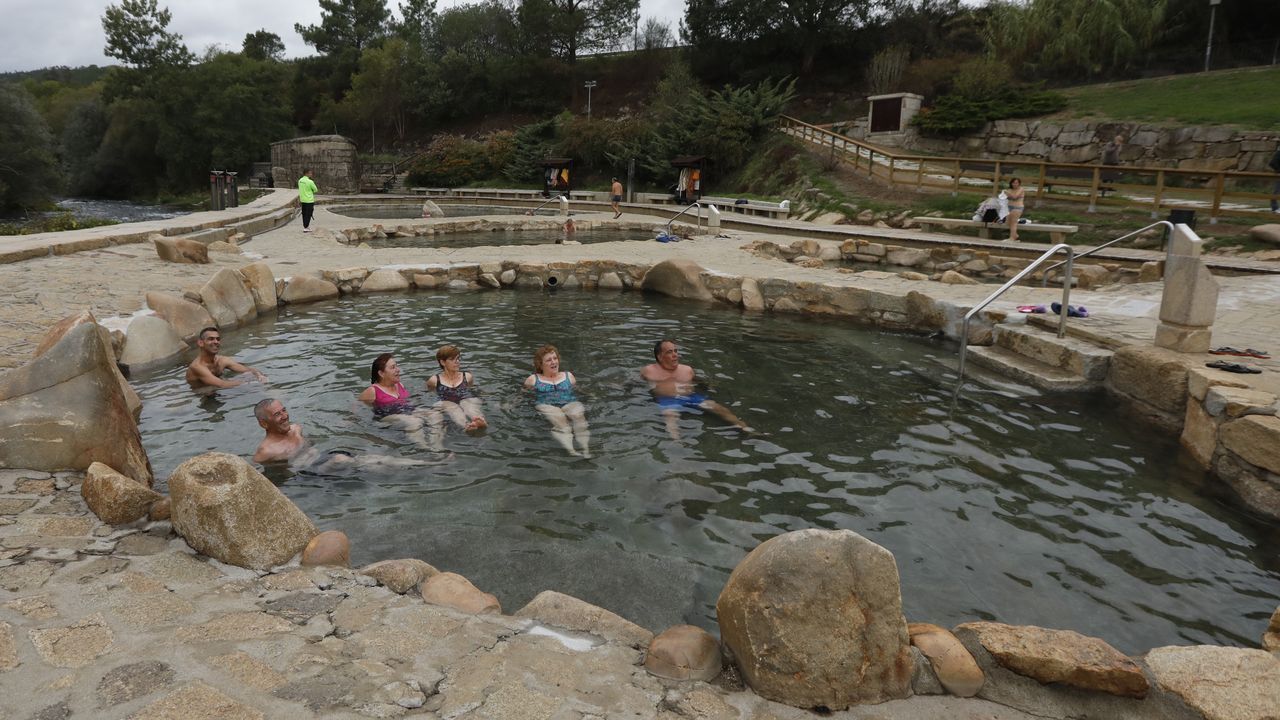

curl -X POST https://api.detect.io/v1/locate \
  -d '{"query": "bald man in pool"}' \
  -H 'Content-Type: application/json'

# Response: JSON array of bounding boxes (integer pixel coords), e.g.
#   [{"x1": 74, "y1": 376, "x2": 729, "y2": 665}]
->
[
  {"x1": 641, "y1": 339, "x2": 754, "y2": 440},
  {"x1": 252, "y1": 398, "x2": 430, "y2": 469}
]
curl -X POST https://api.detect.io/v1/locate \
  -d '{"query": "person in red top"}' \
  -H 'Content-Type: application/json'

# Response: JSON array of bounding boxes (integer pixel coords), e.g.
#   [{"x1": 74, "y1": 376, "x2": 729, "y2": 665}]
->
[{"x1": 358, "y1": 353, "x2": 442, "y2": 450}]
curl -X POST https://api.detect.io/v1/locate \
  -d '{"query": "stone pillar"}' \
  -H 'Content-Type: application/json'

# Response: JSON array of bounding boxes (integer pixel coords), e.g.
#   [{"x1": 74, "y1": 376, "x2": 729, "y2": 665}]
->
[
  {"x1": 1154, "y1": 224, "x2": 1219, "y2": 353},
  {"x1": 558, "y1": 196, "x2": 569, "y2": 216},
  {"x1": 706, "y1": 204, "x2": 721, "y2": 229}
]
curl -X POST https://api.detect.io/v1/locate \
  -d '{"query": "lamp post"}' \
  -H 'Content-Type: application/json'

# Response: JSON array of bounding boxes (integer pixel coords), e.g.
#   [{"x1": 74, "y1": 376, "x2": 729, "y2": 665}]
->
[
  {"x1": 584, "y1": 80, "x2": 597, "y2": 120},
  {"x1": 1204, "y1": 0, "x2": 1221, "y2": 73}
]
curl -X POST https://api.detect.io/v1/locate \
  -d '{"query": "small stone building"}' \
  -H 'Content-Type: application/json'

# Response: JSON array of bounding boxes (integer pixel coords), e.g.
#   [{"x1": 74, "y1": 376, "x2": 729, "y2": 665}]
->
[{"x1": 270, "y1": 135, "x2": 358, "y2": 194}]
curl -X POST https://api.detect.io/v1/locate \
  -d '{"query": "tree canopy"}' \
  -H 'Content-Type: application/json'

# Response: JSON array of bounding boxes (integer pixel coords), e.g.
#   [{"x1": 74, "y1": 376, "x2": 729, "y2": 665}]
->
[
  {"x1": 0, "y1": 84, "x2": 62, "y2": 212},
  {"x1": 295, "y1": 0, "x2": 393, "y2": 54},
  {"x1": 242, "y1": 30, "x2": 286, "y2": 62},
  {"x1": 102, "y1": 0, "x2": 194, "y2": 69}
]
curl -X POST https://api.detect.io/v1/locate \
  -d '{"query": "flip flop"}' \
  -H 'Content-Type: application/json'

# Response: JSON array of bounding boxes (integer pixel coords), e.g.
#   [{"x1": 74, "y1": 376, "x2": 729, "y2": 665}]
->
[
  {"x1": 1210, "y1": 347, "x2": 1271, "y2": 359},
  {"x1": 1206, "y1": 360, "x2": 1262, "y2": 374},
  {"x1": 1244, "y1": 349, "x2": 1271, "y2": 359},
  {"x1": 1209, "y1": 346, "x2": 1247, "y2": 356},
  {"x1": 1017, "y1": 305, "x2": 1047, "y2": 314},
  {"x1": 1050, "y1": 302, "x2": 1089, "y2": 318}
]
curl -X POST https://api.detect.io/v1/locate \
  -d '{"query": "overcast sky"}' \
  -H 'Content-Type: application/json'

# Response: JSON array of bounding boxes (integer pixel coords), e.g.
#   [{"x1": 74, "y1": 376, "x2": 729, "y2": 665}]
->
[{"x1": 0, "y1": 0, "x2": 691, "y2": 73}]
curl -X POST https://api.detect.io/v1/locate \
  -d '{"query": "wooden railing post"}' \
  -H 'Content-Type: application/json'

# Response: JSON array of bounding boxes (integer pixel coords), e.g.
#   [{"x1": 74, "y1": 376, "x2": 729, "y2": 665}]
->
[
  {"x1": 1087, "y1": 167, "x2": 1101, "y2": 212},
  {"x1": 1210, "y1": 172, "x2": 1225, "y2": 224},
  {"x1": 1035, "y1": 162, "x2": 1047, "y2": 207},
  {"x1": 1152, "y1": 170, "x2": 1165, "y2": 219},
  {"x1": 953, "y1": 159, "x2": 961, "y2": 195},
  {"x1": 993, "y1": 161, "x2": 1002, "y2": 195},
  {"x1": 915, "y1": 158, "x2": 924, "y2": 190},
  {"x1": 888, "y1": 156, "x2": 896, "y2": 184}
]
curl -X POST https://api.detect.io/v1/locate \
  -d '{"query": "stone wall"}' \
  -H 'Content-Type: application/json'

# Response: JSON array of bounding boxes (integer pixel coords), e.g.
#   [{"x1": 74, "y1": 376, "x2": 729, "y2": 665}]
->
[
  {"x1": 852, "y1": 119, "x2": 1280, "y2": 173},
  {"x1": 270, "y1": 135, "x2": 358, "y2": 194}
]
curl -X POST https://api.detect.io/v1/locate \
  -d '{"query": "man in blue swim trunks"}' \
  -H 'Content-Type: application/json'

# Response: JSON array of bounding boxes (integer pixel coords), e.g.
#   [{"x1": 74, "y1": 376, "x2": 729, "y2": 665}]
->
[{"x1": 641, "y1": 339, "x2": 753, "y2": 440}]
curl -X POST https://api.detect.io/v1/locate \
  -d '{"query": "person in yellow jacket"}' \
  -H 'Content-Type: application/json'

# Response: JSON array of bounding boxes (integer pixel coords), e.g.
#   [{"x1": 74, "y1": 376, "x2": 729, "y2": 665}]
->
[{"x1": 298, "y1": 169, "x2": 318, "y2": 233}]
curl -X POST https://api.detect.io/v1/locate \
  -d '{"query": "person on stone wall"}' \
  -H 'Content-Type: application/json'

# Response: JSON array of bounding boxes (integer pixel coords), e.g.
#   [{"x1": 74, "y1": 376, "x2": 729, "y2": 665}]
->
[
  {"x1": 1101, "y1": 135, "x2": 1125, "y2": 192},
  {"x1": 298, "y1": 169, "x2": 318, "y2": 233}
]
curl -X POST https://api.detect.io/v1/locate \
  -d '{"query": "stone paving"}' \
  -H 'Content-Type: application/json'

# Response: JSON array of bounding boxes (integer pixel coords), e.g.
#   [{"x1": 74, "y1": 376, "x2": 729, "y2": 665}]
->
[{"x1": 2, "y1": 191, "x2": 1279, "y2": 719}]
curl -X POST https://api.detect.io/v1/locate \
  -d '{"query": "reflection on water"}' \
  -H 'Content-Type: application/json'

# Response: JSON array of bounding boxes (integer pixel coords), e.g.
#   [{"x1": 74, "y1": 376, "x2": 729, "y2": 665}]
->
[{"x1": 131, "y1": 291, "x2": 1280, "y2": 652}]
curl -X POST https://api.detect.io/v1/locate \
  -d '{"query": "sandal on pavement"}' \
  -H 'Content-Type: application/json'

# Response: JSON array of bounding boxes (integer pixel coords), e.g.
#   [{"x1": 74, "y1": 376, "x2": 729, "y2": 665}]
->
[
  {"x1": 1017, "y1": 305, "x2": 1047, "y2": 314},
  {"x1": 1206, "y1": 360, "x2": 1262, "y2": 374}
]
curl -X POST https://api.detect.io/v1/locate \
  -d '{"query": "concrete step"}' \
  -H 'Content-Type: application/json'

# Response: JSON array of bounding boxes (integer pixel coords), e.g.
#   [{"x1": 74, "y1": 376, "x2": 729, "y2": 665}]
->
[
  {"x1": 993, "y1": 324, "x2": 1113, "y2": 380},
  {"x1": 967, "y1": 345, "x2": 1100, "y2": 392}
]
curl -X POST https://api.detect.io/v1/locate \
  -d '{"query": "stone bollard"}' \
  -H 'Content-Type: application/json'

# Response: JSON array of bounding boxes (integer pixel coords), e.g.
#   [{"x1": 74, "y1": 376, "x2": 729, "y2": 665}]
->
[
  {"x1": 558, "y1": 195, "x2": 569, "y2": 216},
  {"x1": 706, "y1": 204, "x2": 721, "y2": 229},
  {"x1": 1154, "y1": 223, "x2": 1219, "y2": 353}
]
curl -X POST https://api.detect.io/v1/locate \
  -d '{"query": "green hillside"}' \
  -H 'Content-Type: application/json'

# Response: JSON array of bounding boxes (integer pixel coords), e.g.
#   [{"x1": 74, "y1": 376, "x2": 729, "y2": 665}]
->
[{"x1": 1059, "y1": 66, "x2": 1280, "y2": 130}]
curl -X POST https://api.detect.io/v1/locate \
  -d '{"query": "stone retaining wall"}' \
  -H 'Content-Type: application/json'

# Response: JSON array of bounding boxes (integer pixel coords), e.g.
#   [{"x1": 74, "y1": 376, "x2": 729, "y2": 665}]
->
[
  {"x1": 270, "y1": 135, "x2": 358, "y2": 194},
  {"x1": 855, "y1": 119, "x2": 1280, "y2": 172}
]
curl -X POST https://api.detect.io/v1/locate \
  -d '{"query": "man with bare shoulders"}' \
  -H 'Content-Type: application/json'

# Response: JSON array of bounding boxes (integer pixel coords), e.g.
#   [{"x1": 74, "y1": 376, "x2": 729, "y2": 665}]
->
[
  {"x1": 186, "y1": 327, "x2": 267, "y2": 390},
  {"x1": 252, "y1": 398, "x2": 429, "y2": 469},
  {"x1": 641, "y1": 339, "x2": 753, "y2": 440},
  {"x1": 610, "y1": 177, "x2": 623, "y2": 219}
]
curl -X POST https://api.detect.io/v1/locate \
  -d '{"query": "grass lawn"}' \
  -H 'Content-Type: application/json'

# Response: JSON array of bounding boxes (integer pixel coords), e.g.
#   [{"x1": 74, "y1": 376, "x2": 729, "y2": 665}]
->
[{"x1": 1059, "y1": 66, "x2": 1280, "y2": 130}]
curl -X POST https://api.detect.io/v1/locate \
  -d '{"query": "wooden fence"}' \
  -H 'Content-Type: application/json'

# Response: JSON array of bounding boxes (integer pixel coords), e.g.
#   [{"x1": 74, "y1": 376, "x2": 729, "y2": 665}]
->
[{"x1": 778, "y1": 115, "x2": 1278, "y2": 223}]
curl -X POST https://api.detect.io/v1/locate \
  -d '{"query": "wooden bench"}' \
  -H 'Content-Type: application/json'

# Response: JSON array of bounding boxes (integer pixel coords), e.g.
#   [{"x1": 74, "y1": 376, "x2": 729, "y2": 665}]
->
[{"x1": 912, "y1": 217, "x2": 1078, "y2": 243}]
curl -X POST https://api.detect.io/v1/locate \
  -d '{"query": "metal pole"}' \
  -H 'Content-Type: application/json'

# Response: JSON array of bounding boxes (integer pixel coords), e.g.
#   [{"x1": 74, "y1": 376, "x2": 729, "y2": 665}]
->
[
  {"x1": 584, "y1": 80, "x2": 597, "y2": 120},
  {"x1": 627, "y1": 158, "x2": 635, "y2": 203},
  {"x1": 1204, "y1": 1, "x2": 1218, "y2": 73},
  {"x1": 227, "y1": 172, "x2": 239, "y2": 208}
]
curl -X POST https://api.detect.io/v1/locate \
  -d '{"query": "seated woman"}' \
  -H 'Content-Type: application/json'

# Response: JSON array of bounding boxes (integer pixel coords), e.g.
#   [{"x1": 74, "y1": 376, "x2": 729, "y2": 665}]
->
[
  {"x1": 357, "y1": 353, "x2": 442, "y2": 451},
  {"x1": 522, "y1": 344, "x2": 590, "y2": 457},
  {"x1": 426, "y1": 344, "x2": 487, "y2": 435}
]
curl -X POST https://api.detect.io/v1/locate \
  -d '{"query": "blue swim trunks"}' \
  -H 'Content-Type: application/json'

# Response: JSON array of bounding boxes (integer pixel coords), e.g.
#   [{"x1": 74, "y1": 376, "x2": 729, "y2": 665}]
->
[{"x1": 656, "y1": 393, "x2": 707, "y2": 410}]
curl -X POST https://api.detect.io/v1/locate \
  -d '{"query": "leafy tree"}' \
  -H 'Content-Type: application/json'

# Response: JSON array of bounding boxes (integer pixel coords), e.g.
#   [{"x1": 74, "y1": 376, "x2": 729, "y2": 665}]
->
[
  {"x1": 395, "y1": 0, "x2": 437, "y2": 45},
  {"x1": 503, "y1": 119, "x2": 557, "y2": 183},
  {"x1": 518, "y1": 0, "x2": 639, "y2": 64},
  {"x1": 684, "y1": 0, "x2": 878, "y2": 76},
  {"x1": 0, "y1": 84, "x2": 62, "y2": 213},
  {"x1": 636, "y1": 17, "x2": 672, "y2": 50},
  {"x1": 102, "y1": 0, "x2": 194, "y2": 69},
  {"x1": 295, "y1": 0, "x2": 392, "y2": 54},
  {"x1": 985, "y1": 0, "x2": 1167, "y2": 79},
  {"x1": 339, "y1": 37, "x2": 414, "y2": 145},
  {"x1": 242, "y1": 30, "x2": 285, "y2": 61},
  {"x1": 61, "y1": 99, "x2": 111, "y2": 195}
]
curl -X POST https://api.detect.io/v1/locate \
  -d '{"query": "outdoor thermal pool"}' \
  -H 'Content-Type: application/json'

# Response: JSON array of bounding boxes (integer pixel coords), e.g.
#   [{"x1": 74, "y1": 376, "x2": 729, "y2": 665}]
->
[
  {"x1": 329, "y1": 203, "x2": 556, "y2": 220},
  {"x1": 128, "y1": 290, "x2": 1280, "y2": 653}
]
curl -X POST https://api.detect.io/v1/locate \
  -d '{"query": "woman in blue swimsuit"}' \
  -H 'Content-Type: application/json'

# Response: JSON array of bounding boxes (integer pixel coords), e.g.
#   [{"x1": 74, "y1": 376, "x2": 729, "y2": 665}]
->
[
  {"x1": 426, "y1": 344, "x2": 487, "y2": 436},
  {"x1": 522, "y1": 344, "x2": 590, "y2": 457}
]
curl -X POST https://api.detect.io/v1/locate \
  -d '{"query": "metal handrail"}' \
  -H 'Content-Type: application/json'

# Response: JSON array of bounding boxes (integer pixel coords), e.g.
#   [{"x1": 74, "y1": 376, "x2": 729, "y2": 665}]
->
[
  {"x1": 665, "y1": 202, "x2": 704, "y2": 231},
  {"x1": 956, "y1": 243, "x2": 1076, "y2": 386},
  {"x1": 1040, "y1": 221, "x2": 1173, "y2": 285},
  {"x1": 529, "y1": 195, "x2": 565, "y2": 214}
]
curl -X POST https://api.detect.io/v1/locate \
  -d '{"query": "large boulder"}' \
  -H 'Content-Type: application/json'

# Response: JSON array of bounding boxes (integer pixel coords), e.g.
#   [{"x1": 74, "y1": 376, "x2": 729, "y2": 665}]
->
[
  {"x1": 280, "y1": 276, "x2": 340, "y2": 304},
  {"x1": 146, "y1": 292, "x2": 216, "y2": 342},
  {"x1": 238, "y1": 262, "x2": 278, "y2": 314},
  {"x1": 954, "y1": 622, "x2": 1147, "y2": 698},
  {"x1": 199, "y1": 268, "x2": 257, "y2": 328},
  {"x1": 715, "y1": 529, "x2": 912, "y2": 709},
  {"x1": 0, "y1": 322, "x2": 153, "y2": 485},
  {"x1": 82, "y1": 462, "x2": 162, "y2": 524},
  {"x1": 1265, "y1": 606, "x2": 1280, "y2": 652},
  {"x1": 119, "y1": 315, "x2": 187, "y2": 369},
  {"x1": 1247, "y1": 224, "x2": 1280, "y2": 247},
  {"x1": 34, "y1": 310, "x2": 142, "y2": 422},
  {"x1": 1146, "y1": 645, "x2": 1280, "y2": 720},
  {"x1": 153, "y1": 236, "x2": 210, "y2": 264},
  {"x1": 640, "y1": 260, "x2": 714, "y2": 301},
  {"x1": 168, "y1": 452, "x2": 317, "y2": 570},
  {"x1": 301, "y1": 530, "x2": 350, "y2": 567},
  {"x1": 360, "y1": 269, "x2": 410, "y2": 293}
]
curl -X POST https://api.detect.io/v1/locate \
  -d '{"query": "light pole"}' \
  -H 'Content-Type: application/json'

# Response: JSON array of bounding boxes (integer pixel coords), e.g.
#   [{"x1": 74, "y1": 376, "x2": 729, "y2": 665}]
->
[
  {"x1": 1204, "y1": 0, "x2": 1221, "y2": 73},
  {"x1": 584, "y1": 80, "x2": 597, "y2": 120}
]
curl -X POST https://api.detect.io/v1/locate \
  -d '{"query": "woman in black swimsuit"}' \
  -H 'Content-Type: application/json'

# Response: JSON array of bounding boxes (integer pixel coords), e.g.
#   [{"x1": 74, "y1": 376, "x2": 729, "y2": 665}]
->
[{"x1": 426, "y1": 344, "x2": 488, "y2": 435}]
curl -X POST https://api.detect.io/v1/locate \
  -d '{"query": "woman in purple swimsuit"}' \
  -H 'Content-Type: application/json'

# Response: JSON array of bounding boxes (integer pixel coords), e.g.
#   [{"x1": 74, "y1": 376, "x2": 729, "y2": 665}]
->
[
  {"x1": 426, "y1": 344, "x2": 487, "y2": 435},
  {"x1": 358, "y1": 353, "x2": 442, "y2": 450}
]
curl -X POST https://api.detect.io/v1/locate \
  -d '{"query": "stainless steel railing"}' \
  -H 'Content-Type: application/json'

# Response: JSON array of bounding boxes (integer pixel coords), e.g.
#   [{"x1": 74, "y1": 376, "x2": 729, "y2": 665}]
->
[
  {"x1": 665, "y1": 202, "x2": 704, "y2": 231},
  {"x1": 956, "y1": 243, "x2": 1076, "y2": 386},
  {"x1": 1040, "y1": 221, "x2": 1173, "y2": 285}
]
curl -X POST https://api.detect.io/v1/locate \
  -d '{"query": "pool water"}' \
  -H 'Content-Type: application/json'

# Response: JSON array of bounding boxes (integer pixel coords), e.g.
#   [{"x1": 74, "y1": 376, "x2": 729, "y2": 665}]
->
[
  {"x1": 361, "y1": 227, "x2": 663, "y2": 249},
  {"x1": 131, "y1": 291, "x2": 1280, "y2": 652}
]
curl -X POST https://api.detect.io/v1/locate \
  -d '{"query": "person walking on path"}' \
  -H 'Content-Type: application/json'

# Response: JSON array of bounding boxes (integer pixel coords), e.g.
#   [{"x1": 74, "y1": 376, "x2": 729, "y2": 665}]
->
[
  {"x1": 298, "y1": 169, "x2": 318, "y2": 232},
  {"x1": 610, "y1": 177, "x2": 623, "y2": 219}
]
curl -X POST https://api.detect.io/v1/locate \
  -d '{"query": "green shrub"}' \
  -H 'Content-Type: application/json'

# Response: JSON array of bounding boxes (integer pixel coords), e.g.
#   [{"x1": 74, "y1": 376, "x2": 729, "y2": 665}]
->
[
  {"x1": 405, "y1": 132, "x2": 513, "y2": 187},
  {"x1": 0, "y1": 212, "x2": 118, "y2": 236},
  {"x1": 913, "y1": 87, "x2": 1066, "y2": 137}
]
